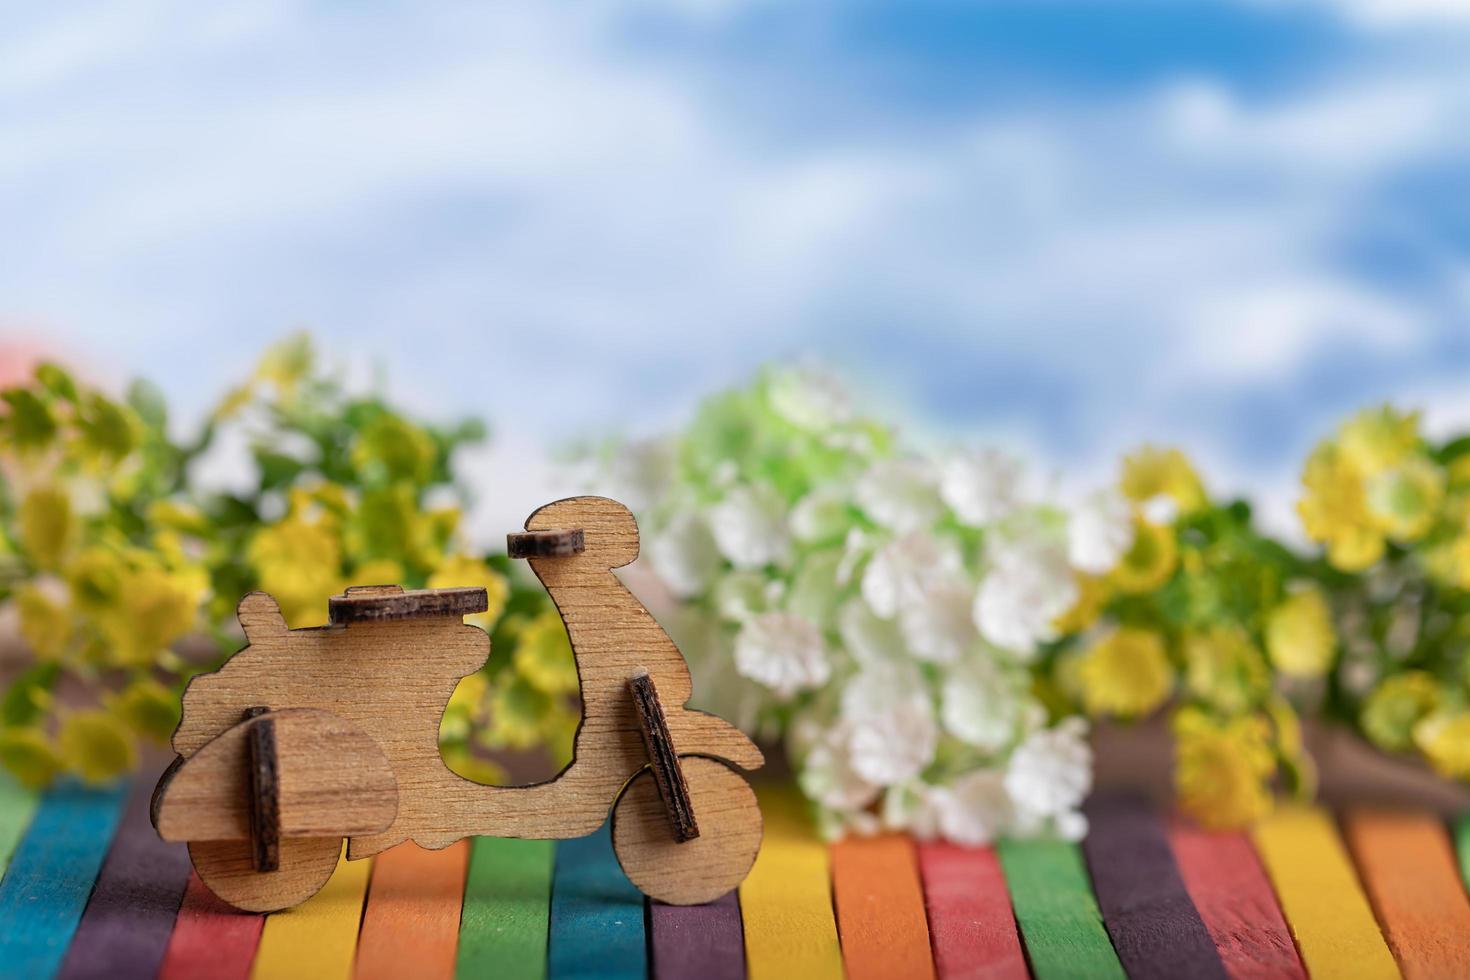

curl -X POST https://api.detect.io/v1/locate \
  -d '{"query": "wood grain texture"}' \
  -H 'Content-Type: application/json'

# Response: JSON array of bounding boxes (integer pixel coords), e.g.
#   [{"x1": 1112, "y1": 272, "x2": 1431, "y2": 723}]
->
[
  {"x1": 995, "y1": 837, "x2": 1125, "y2": 980},
  {"x1": 627, "y1": 672, "x2": 698, "y2": 842},
  {"x1": 1251, "y1": 806, "x2": 1400, "y2": 980},
  {"x1": 354, "y1": 841, "x2": 470, "y2": 980},
  {"x1": 738, "y1": 787, "x2": 843, "y2": 980},
  {"x1": 0, "y1": 779, "x2": 129, "y2": 979},
  {"x1": 830, "y1": 833, "x2": 937, "y2": 980},
  {"x1": 155, "y1": 707, "x2": 398, "y2": 842},
  {"x1": 457, "y1": 837, "x2": 555, "y2": 980},
  {"x1": 157, "y1": 872, "x2": 266, "y2": 980},
  {"x1": 56, "y1": 762, "x2": 192, "y2": 980},
  {"x1": 611, "y1": 757, "x2": 761, "y2": 905},
  {"x1": 507, "y1": 528, "x2": 586, "y2": 558},
  {"x1": 165, "y1": 499, "x2": 762, "y2": 881},
  {"x1": 548, "y1": 824, "x2": 647, "y2": 980},
  {"x1": 249, "y1": 849, "x2": 373, "y2": 980},
  {"x1": 0, "y1": 773, "x2": 39, "y2": 875},
  {"x1": 1342, "y1": 810, "x2": 1470, "y2": 980},
  {"x1": 245, "y1": 709, "x2": 280, "y2": 871},
  {"x1": 1081, "y1": 795, "x2": 1227, "y2": 980},
  {"x1": 650, "y1": 891, "x2": 745, "y2": 980},
  {"x1": 1167, "y1": 820, "x2": 1306, "y2": 980},
  {"x1": 327, "y1": 585, "x2": 488, "y2": 624},
  {"x1": 916, "y1": 842, "x2": 1028, "y2": 980}
]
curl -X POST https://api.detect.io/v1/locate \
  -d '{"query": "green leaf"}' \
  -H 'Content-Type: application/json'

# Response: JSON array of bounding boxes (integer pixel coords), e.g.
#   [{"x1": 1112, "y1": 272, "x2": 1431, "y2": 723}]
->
[
  {"x1": 2, "y1": 661, "x2": 61, "y2": 727},
  {"x1": 1, "y1": 389, "x2": 58, "y2": 450}
]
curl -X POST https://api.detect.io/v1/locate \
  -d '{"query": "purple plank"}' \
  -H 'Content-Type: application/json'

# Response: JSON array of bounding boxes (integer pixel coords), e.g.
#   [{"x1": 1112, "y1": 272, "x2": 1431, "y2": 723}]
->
[
  {"x1": 56, "y1": 756, "x2": 192, "y2": 980},
  {"x1": 1081, "y1": 793, "x2": 1227, "y2": 980},
  {"x1": 650, "y1": 890, "x2": 745, "y2": 980}
]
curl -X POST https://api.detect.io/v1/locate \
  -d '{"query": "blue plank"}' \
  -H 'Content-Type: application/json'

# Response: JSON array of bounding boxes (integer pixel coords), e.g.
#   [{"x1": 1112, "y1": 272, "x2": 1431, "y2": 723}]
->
[
  {"x1": 0, "y1": 779, "x2": 131, "y2": 979},
  {"x1": 548, "y1": 825, "x2": 647, "y2": 980}
]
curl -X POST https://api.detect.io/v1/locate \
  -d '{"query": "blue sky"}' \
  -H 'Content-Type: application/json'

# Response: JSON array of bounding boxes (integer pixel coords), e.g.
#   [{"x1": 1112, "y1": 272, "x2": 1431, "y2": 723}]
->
[{"x1": 2, "y1": 0, "x2": 1468, "y2": 536}]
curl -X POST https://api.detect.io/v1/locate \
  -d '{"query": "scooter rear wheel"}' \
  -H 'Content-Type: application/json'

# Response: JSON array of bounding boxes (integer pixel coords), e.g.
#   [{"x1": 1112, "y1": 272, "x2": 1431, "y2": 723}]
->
[{"x1": 611, "y1": 756, "x2": 762, "y2": 905}]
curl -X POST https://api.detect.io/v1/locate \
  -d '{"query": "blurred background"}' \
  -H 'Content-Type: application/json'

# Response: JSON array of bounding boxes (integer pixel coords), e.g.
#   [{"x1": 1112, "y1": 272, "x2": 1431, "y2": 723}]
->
[{"x1": 5, "y1": 0, "x2": 1469, "y2": 541}]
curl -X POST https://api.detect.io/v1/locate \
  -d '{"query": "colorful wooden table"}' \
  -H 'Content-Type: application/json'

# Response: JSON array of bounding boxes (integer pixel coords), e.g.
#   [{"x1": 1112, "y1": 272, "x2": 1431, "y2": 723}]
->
[{"x1": 3, "y1": 768, "x2": 1469, "y2": 980}]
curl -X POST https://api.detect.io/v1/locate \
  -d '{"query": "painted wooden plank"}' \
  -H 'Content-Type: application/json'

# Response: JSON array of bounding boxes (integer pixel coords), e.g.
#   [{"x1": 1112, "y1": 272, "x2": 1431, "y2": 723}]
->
[
  {"x1": 738, "y1": 787, "x2": 843, "y2": 980},
  {"x1": 996, "y1": 837, "x2": 1125, "y2": 980},
  {"x1": 157, "y1": 871, "x2": 266, "y2": 980},
  {"x1": 1342, "y1": 810, "x2": 1470, "y2": 980},
  {"x1": 0, "y1": 774, "x2": 40, "y2": 876},
  {"x1": 250, "y1": 850, "x2": 373, "y2": 980},
  {"x1": 916, "y1": 841, "x2": 1028, "y2": 980},
  {"x1": 650, "y1": 892, "x2": 744, "y2": 980},
  {"x1": 1251, "y1": 806, "x2": 1400, "y2": 980},
  {"x1": 547, "y1": 824, "x2": 646, "y2": 980},
  {"x1": 1455, "y1": 814, "x2": 1470, "y2": 894},
  {"x1": 1081, "y1": 795, "x2": 1227, "y2": 980},
  {"x1": 0, "y1": 778, "x2": 130, "y2": 979},
  {"x1": 457, "y1": 837, "x2": 554, "y2": 980},
  {"x1": 354, "y1": 842, "x2": 470, "y2": 980},
  {"x1": 830, "y1": 833, "x2": 936, "y2": 980},
  {"x1": 1167, "y1": 819, "x2": 1306, "y2": 980},
  {"x1": 56, "y1": 764, "x2": 193, "y2": 980}
]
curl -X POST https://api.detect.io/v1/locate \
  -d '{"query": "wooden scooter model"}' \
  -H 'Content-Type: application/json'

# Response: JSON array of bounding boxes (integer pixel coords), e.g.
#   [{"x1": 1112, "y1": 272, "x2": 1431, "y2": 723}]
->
[{"x1": 151, "y1": 497, "x2": 765, "y2": 912}]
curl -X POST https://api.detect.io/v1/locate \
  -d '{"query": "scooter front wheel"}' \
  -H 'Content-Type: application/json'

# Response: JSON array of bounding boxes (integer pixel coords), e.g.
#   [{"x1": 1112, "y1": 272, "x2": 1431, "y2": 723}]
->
[
  {"x1": 190, "y1": 836, "x2": 343, "y2": 913},
  {"x1": 611, "y1": 756, "x2": 762, "y2": 905}
]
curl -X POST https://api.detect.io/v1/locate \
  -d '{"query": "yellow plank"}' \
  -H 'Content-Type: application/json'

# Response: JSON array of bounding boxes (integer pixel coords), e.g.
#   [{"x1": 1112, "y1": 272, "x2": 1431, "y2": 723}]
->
[
  {"x1": 739, "y1": 786, "x2": 844, "y2": 980},
  {"x1": 251, "y1": 850, "x2": 373, "y2": 980},
  {"x1": 1251, "y1": 806, "x2": 1400, "y2": 980}
]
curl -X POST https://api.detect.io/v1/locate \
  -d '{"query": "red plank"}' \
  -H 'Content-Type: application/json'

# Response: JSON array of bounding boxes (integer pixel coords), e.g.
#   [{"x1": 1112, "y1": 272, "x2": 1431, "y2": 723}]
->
[
  {"x1": 156, "y1": 871, "x2": 265, "y2": 980},
  {"x1": 916, "y1": 842, "x2": 1027, "y2": 980}
]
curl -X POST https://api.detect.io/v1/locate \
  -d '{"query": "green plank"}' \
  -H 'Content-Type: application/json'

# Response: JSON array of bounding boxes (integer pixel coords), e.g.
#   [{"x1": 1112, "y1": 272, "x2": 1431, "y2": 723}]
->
[
  {"x1": 0, "y1": 775, "x2": 41, "y2": 877},
  {"x1": 457, "y1": 837, "x2": 555, "y2": 980},
  {"x1": 997, "y1": 838, "x2": 1125, "y2": 980},
  {"x1": 1455, "y1": 813, "x2": 1470, "y2": 891}
]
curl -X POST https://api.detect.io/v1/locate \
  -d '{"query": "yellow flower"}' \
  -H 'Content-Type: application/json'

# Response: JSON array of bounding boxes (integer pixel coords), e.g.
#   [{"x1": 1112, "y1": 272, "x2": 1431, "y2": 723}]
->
[
  {"x1": 19, "y1": 485, "x2": 75, "y2": 570},
  {"x1": 1364, "y1": 455, "x2": 1444, "y2": 542},
  {"x1": 428, "y1": 554, "x2": 509, "y2": 630},
  {"x1": 1173, "y1": 706, "x2": 1275, "y2": 828},
  {"x1": 1079, "y1": 627, "x2": 1174, "y2": 719},
  {"x1": 1182, "y1": 626, "x2": 1269, "y2": 716},
  {"x1": 76, "y1": 392, "x2": 139, "y2": 463},
  {"x1": 1297, "y1": 442, "x2": 1384, "y2": 571},
  {"x1": 0, "y1": 727, "x2": 61, "y2": 787},
  {"x1": 66, "y1": 546, "x2": 125, "y2": 614},
  {"x1": 1427, "y1": 531, "x2": 1470, "y2": 590},
  {"x1": 255, "y1": 333, "x2": 314, "y2": 391},
  {"x1": 58, "y1": 710, "x2": 137, "y2": 785},
  {"x1": 146, "y1": 500, "x2": 211, "y2": 537},
  {"x1": 1361, "y1": 671, "x2": 1440, "y2": 752},
  {"x1": 98, "y1": 564, "x2": 206, "y2": 668},
  {"x1": 441, "y1": 670, "x2": 492, "y2": 742},
  {"x1": 353, "y1": 485, "x2": 437, "y2": 571},
  {"x1": 353, "y1": 414, "x2": 437, "y2": 485},
  {"x1": 1120, "y1": 446, "x2": 1207, "y2": 516},
  {"x1": 1338, "y1": 405, "x2": 1420, "y2": 476},
  {"x1": 483, "y1": 675, "x2": 554, "y2": 750},
  {"x1": 351, "y1": 558, "x2": 405, "y2": 588},
  {"x1": 17, "y1": 585, "x2": 71, "y2": 660},
  {"x1": 1265, "y1": 587, "x2": 1335, "y2": 679},
  {"x1": 109, "y1": 678, "x2": 181, "y2": 741},
  {"x1": 441, "y1": 743, "x2": 508, "y2": 786},
  {"x1": 512, "y1": 611, "x2": 579, "y2": 695},
  {"x1": 1413, "y1": 712, "x2": 1470, "y2": 779},
  {"x1": 1054, "y1": 573, "x2": 1109, "y2": 634},
  {"x1": 249, "y1": 516, "x2": 342, "y2": 627},
  {"x1": 1109, "y1": 519, "x2": 1178, "y2": 594}
]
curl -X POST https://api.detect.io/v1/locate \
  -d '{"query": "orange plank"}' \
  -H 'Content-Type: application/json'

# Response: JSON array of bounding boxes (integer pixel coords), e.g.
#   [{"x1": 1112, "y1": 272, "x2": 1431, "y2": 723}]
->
[
  {"x1": 830, "y1": 834, "x2": 936, "y2": 980},
  {"x1": 354, "y1": 842, "x2": 471, "y2": 980},
  {"x1": 1343, "y1": 811, "x2": 1470, "y2": 980}
]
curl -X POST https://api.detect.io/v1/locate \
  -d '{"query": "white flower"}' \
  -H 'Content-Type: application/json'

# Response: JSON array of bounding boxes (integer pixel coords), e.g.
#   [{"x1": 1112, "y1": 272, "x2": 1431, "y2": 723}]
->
[
  {"x1": 841, "y1": 663, "x2": 937, "y2": 785},
  {"x1": 901, "y1": 583, "x2": 978, "y2": 665},
  {"x1": 974, "y1": 539, "x2": 1078, "y2": 658},
  {"x1": 861, "y1": 531, "x2": 964, "y2": 619},
  {"x1": 791, "y1": 487, "x2": 851, "y2": 544},
  {"x1": 797, "y1": 721, "x2": 882, "y2": 812},
  {"x1": 932, "y1": 770, "x2": 1015, "y2": 846},
  {"x1": 767, "y1": 367, "x2": 852, "y2": 431},
  {"x1": 733, "y1": 612, "x2": 830, "y2": 699},
  {"x1": 648, "y1": 513, "x2": 721, "y2": 599},
  {"x1": 838, "y1": 599, "x2": 908, "y2": 667},
  {"x1": 940, "y1": 449, "x2": 1024, "y2": 526},
  {"x1": 1067, "y1": 489, "x2": 1134, "y2": 574},
  {"x1": 855, "y1": 459, "x2": 944, "y2": 533},
  {"x1": 713, "y1": 570, "x2": 780, "y2": 621},
  {"x1": 881, "y1": 782, "x2": 944, "y2": 839},
  {"x1": 787, "y1": 550, "x2": 844, "y2": 631},
  {"x1": 1004, "y1": 717, "x2": 1092, "y2": 823},
  {"x1": 709, "y1": 484, "x2": 790, "y2": 570},
  {"x1": 941, "y1": 659, "x2": 1035, "y2": 751}
]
